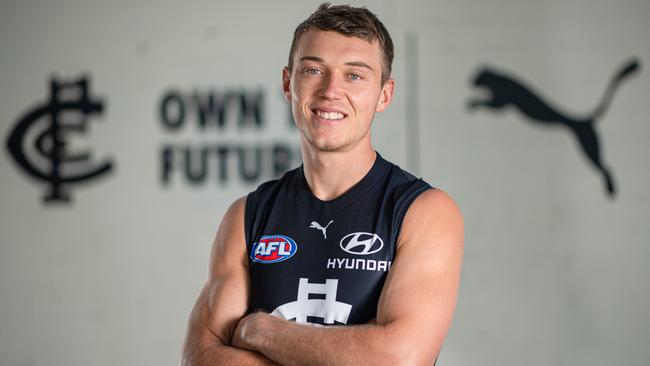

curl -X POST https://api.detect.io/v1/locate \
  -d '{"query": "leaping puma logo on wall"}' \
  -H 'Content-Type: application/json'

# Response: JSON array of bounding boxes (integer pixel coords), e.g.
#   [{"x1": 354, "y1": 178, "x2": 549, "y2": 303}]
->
[
  {"x1": 310, "y1": 220, "x2": 333, "y2": 239},
  {"x1": 468, "y1": 58, "x2": 641, "y2": 197}
]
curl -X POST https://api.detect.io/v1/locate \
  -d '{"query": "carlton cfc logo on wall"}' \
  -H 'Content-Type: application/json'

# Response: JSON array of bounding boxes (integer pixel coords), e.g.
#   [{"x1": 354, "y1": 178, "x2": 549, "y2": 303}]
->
[{"x1": 5, "y1": 76, "x2": 114, "y2": 204}]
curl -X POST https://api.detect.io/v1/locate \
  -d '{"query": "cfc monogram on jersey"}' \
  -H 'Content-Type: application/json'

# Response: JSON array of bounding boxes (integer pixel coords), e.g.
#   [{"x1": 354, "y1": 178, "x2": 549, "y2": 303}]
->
[
  {"x1": 245, "y1": 153, "x2": 432, "y2": 326},
  {"x1": 271, "y1": 278, "x2": 352, "y2": 325}
]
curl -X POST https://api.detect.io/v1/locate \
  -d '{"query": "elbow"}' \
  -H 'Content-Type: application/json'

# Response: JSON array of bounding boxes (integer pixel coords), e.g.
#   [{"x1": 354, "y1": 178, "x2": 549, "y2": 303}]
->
[
  {"x1": 374, "y1": 326, "x2": 440, "y2": 366},
  {"x1": 180, "y1": 344, "x2": 205, "y2": 366},
  {"x1": 181, "y1": 337, "x2": 227, "y2": 366},
  {"x1": 380, "y1": 347, "x2": 439, "y2": 366},
  {"x1": 180, "y1": 351, "x2": 198, "y2": 366},
  {"x1": 180, "y1": 344, "x2": 218, "y2": 366}
]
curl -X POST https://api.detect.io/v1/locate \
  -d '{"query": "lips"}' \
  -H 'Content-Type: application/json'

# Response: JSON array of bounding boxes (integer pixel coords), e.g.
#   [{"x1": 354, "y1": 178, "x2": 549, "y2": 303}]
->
[{"x1": 312, "y1": 108, "x2": 347, "y2": 121}]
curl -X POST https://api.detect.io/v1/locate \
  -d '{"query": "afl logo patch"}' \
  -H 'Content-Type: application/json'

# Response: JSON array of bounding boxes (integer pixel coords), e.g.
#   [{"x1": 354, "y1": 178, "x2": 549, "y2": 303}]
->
[
  {"x1": 339, "y1": 232, "x2": 383, "y2": 255},
  {"x1": 250, "y1": 235, "x2": 297, "y2": 263}
]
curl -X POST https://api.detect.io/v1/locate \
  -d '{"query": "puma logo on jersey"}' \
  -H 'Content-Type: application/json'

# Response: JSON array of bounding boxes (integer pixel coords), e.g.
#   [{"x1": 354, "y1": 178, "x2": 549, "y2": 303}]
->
[
  {"x1": 309, "y1": 220, "x2": 333, "y2": 239},
  {"x1": 250, "y1": 235, "x2": 297, "y2": 264}
]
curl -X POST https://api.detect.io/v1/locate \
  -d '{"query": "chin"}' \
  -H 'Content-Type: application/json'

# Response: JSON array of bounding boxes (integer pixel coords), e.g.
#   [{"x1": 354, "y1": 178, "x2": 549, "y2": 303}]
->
[
  {"x1": 300, "y1": 124, "x2": 365, "y2": 152},
  {"x1": 317, "y1": 139, "x2": 359, "y2": 152},
  {"x1": 306, "y1": 135, "x2": 350, "y2": 152},
  {"x1": 315, "y1": 144, "x2": 347, "y2": 152}
]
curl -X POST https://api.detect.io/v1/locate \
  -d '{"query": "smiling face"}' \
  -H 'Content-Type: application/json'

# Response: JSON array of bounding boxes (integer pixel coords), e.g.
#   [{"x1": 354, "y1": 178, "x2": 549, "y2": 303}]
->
[{"x1": 283, "y1": 30, "x2": 394, "y2": 152}]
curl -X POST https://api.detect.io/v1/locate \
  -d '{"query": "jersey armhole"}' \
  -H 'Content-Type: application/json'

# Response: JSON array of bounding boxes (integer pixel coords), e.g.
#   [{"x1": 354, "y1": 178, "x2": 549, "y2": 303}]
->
[
  {"x1": 393, "y1": 180, "x2": 434, "y2": 246},
  {"x1": 244, "y1": 192, "x2": 256, "y2": 250}
]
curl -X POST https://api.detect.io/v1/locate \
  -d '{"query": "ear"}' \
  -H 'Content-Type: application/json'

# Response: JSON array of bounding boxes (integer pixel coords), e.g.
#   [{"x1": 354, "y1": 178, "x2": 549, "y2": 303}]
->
[
  {"x1": 375, "y1": 78, "x2": 395, "y2": 112},
  {"x1": 282, "y1": 66, "x2": 292, "y2": 103}
]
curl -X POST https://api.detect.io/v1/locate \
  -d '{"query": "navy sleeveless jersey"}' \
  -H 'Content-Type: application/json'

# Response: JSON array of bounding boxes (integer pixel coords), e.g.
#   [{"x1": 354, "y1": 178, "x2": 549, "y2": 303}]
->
[{"x1": 244, "y1": 153, "x2": 432, "y2": 326}]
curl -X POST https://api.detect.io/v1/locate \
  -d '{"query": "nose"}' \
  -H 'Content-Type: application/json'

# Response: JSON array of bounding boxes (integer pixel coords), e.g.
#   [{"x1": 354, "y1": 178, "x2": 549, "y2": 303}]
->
[{"x1": 319, "y1": 73, "x2": 343, "y2": 100}]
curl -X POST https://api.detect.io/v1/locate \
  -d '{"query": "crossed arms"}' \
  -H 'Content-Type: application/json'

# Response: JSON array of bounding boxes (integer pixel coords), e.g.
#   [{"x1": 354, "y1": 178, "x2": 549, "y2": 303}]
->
[{"x1": 181, "y1": 189, "x2": 464, "y2": 366}]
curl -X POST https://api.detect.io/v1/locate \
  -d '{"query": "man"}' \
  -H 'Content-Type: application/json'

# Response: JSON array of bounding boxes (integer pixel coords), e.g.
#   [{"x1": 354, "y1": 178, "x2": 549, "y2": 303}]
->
[{"x1": 182, "y1": 3, "x2": 463, "y2": 365}]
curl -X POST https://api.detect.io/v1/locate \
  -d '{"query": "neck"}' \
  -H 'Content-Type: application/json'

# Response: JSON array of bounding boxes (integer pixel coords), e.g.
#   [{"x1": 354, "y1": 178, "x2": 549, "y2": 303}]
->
[{"x1": 301, "y1": 139, "x2": 376, "y2": 201}]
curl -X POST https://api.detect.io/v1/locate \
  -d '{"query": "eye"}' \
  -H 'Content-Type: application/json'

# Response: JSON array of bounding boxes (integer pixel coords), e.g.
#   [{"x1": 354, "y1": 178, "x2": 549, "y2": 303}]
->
[
  {"x1": 349, "y1": 73, "x2": 363, "y2": 81},
  {"x1": 304, "y1": 68, "x2": 322, "y2": 75}
]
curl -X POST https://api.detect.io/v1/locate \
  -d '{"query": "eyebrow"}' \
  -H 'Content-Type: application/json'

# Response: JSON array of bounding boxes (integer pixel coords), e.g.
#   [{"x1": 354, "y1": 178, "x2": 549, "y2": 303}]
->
[
  {"x1": 345, "y1": 61, "x2": 374, "y2": 71},
  {"x1": 299, "y1": 56, "x2": 374, "y2": 71}
]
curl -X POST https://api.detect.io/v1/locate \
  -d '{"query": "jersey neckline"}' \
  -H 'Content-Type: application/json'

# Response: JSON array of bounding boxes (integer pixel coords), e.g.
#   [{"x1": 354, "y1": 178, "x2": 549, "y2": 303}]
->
[{"x1": 294, "y1": 152, "x2": 392, "y2": 213}]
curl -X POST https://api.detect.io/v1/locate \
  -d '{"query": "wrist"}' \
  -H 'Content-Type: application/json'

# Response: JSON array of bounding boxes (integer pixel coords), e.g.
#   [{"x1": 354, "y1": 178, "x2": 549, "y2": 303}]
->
[{"x1": 241, "y1": 312, "x2": 273, "y2": 350}]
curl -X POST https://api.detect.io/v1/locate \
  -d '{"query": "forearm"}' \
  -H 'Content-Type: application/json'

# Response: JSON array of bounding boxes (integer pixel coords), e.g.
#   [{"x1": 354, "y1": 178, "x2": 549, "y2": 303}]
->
[
  {"x1": 183, "y1": 342, "x2": 278, "y2": 366},
  {"x1": 236, "y1": 314, "x2": 416, "y2": 366}
]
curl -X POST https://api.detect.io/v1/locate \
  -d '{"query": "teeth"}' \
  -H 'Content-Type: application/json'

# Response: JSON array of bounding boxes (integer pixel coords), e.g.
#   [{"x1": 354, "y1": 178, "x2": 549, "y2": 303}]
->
[{"x1": 316, "y1": 110, "x2": 344, "y2": 120}]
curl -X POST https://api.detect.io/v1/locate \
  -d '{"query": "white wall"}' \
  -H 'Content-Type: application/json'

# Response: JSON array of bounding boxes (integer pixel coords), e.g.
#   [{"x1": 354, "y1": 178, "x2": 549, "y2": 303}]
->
[{"x1": 1, "y1": 0, "x2": 648, "y2": 365}]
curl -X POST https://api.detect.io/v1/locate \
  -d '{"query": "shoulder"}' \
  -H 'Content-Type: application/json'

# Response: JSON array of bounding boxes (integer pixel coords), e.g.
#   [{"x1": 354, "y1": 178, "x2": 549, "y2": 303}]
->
[
  {"x1": 378, "y1": 157, "x2": 435, "y2": 230},
  {"x1": 381, "y1": 156, "x2": 433, "y2": 196},
  {"x1": 397, "y1": 188, "x2": 464, "y2": 252},
  {"x1": 376, "y1": 156, "x2": 432, "y2": 204},
  {"x1": 408, "y1": 188, "x2": 462, "y2": 222},
  {"x1": 214, "y1": 196, "x2": 247, "y2": 241},
  {"x1": 246, "y1": 166, "x2": 301, "y2": 204},
  {"x1": 381, "y1": 156, "x2": 423, "y2": 184},
  {"x1": 223, "y1": 196, "x2": 247, "y2": 223},
  {"x1": 243, "y1": 166, "x2": 302, "y2": 244},
  {"x1": 209, "y1": 196, "x2": 248, "y2": 277}
]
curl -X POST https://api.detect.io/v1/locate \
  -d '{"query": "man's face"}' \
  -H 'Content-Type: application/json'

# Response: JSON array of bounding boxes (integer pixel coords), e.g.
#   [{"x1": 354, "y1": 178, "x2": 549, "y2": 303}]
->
[{"x1": 283, "y1": 30, "x2": 394, "y2": 152}]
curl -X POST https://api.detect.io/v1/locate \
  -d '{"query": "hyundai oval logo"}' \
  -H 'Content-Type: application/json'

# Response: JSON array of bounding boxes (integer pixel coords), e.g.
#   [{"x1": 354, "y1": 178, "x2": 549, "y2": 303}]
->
[{"x1": 339, "y1": 232, "x2": 383, "y2": 255}]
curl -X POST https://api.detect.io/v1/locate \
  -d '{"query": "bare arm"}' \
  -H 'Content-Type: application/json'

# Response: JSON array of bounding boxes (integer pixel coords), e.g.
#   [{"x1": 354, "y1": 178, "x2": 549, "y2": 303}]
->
[
  {"x1": 181, "y1": 197, "x2": 277, "y2": 366},
  {"x1": 232, "y1": 189, "x2": 464, "y2": 365}
]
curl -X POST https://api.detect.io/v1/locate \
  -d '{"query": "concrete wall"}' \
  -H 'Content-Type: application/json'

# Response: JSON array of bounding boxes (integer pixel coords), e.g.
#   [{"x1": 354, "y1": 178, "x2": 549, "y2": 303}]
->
[{"x1": 1, "y1": 0, "x2": 648, "y2": 365}]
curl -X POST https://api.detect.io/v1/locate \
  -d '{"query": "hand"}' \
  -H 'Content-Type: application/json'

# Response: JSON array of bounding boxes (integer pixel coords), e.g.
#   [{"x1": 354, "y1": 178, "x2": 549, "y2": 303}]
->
[{"x1": 232, "y1": 311, "x2": 268, "y2": 351}]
